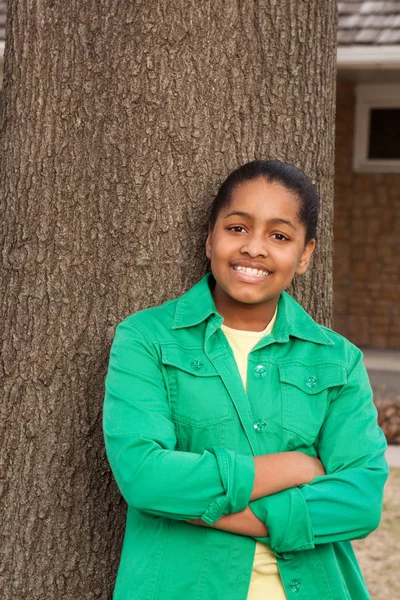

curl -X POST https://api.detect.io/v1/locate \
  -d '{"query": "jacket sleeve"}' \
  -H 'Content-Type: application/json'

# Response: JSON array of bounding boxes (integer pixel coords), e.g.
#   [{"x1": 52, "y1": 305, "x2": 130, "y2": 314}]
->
[
  {"x1": 103, "y1": 316, "x2": 255, "y2": 523},
  {"x1": 249, "y1": 350, "x2": 389, "y2": 554}
]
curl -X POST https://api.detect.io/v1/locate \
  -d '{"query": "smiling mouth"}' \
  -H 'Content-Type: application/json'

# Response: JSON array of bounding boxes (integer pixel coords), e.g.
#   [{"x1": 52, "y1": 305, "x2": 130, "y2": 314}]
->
[{"x1": 232, "y1": 265, "x2": 270, "y2": 278}]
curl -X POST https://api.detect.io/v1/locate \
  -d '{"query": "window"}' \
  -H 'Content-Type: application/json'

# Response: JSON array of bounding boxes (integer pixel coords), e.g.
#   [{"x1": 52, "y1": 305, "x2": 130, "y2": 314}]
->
[{"x1": 353, "y1": 84, "x2": 400, "y2": 172}]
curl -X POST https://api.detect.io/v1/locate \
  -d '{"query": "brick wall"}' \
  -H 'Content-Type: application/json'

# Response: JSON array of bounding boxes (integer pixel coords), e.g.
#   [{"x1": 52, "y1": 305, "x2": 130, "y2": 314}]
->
[{"x1": 334, "y1": 79, "x2": 400, "y2": 349}]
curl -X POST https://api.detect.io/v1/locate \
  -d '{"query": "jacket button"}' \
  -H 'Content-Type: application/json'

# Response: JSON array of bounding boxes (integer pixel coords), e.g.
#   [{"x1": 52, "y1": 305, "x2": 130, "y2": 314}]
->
[
  {"x1": 289, "y1": 578, "x2": 301, "y2": 592},
  {"x1": 254, "y1": 419, "x2": 267, "y2": 433},
  {"x1": 305, "y1": 375, "x2": 318, "y2": 388},
  {"x1": 191, "y1": 360, "x2": 203, "y2": 370},
  {"x1": 253, "y1": 365, "x2": 267, "y2": 378}
]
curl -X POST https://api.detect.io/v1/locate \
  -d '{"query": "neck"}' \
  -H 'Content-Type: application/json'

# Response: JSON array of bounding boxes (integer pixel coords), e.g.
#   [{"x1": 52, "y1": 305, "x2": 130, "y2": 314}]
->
[{"x1": 212, "y1": 287, "x2": 278, "y2": 332}]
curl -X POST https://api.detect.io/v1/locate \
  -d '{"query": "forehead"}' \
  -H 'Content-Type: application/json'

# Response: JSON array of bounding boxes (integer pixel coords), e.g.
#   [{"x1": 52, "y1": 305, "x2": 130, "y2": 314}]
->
[{"x1": 224, "y1": 178, "x2": 301, "y2": 221}]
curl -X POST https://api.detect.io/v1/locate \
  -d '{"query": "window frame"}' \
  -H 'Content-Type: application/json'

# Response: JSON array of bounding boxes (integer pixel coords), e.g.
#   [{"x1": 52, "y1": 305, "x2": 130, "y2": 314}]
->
[{"x1": 353, "y1": 83, "x2": 400, "y2": 173}]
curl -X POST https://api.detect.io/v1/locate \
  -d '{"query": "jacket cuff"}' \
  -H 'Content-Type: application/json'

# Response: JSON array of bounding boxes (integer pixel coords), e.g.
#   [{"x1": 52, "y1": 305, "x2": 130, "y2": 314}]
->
[
  {"x1": 250, "y1": 487, "x2": 315, "y2": 554},
  {"x1": 201, "y1": 448, "x2": 255, "y2": 524}
]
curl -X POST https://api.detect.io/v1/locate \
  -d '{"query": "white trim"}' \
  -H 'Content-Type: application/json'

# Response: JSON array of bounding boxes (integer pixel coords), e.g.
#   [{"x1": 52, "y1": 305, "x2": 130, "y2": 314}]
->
[
  {"x1": 0, "y1": 41, "x2": 4, "y2": 56},
  {"x1": 353, "y1": 83, "x2": 400, "y2": 173},
  {"x1": 363, "y1": 349, "x2": 400, "y2": 373},
  {"x1": 338, "y1": 45, "x2": 400, "y2": 69}
]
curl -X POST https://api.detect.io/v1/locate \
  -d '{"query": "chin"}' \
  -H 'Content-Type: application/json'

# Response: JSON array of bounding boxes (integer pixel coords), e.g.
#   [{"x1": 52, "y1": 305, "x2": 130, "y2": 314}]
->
[{"x1": 231, "y1": 292, "x2": 270, "y2": 305}]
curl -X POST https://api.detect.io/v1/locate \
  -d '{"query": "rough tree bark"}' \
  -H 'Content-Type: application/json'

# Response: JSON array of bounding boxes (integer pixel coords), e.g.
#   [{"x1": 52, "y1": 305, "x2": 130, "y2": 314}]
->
[{"x1": 0, "y1": 1, "x2": 337, "y2": 598}]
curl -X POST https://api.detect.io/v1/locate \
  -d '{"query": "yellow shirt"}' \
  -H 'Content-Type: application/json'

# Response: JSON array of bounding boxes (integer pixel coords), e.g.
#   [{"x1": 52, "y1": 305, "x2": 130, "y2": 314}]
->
[{"x1": 221, "y1": 309, "x2": 287, "y2": 600}]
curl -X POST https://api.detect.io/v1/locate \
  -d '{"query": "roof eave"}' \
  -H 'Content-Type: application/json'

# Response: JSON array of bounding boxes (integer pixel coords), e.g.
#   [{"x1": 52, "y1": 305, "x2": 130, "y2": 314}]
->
[{"x1": 338, "y1": 45, "x2": 400, "y2": 70}]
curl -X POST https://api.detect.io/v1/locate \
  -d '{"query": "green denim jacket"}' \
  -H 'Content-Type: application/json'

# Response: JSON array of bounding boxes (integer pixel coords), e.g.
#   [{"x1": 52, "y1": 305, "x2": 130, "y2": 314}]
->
[{"x1": 103, "y1": 273, "x2": 389, "y2": 600}]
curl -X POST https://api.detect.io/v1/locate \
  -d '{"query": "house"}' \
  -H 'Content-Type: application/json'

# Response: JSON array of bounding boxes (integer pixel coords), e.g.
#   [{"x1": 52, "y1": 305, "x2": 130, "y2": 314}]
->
[{"x1": 335, "y1": 1, "x2": 400, "y2": 350}]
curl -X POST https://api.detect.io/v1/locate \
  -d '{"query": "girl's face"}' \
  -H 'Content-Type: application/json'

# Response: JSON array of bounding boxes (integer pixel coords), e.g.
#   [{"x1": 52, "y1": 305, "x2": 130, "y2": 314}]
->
[{"x1": 206, "y1": 177, "x2": 316, "y2": 322}]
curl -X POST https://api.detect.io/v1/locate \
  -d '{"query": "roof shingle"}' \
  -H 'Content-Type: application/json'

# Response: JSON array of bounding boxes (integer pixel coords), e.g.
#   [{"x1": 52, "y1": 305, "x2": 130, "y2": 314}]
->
[{"x1": 338, "y1": 0, "x2": 400, "y2": 45}]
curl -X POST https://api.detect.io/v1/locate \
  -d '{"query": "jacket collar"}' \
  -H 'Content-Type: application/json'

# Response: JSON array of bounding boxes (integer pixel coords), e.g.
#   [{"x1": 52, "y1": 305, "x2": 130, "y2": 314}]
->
[
  {"x1": 272, "y1": 291, "x2": 333, "y2": 346},
  {"x1": 172, "y1": 273, "x2": 332, "y2": 346},
  {"x1": 172, "y1": 273, "x2": 221, "y2": 329}
]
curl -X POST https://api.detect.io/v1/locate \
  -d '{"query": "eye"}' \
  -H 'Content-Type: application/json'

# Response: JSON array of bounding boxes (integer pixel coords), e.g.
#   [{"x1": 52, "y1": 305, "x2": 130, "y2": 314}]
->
[
  {"x1": 271, "y1": 233, "x2": 289, "y2": 241},
  {"x1": 228, "y1": 225, "x2": 247, "y2": 233}
]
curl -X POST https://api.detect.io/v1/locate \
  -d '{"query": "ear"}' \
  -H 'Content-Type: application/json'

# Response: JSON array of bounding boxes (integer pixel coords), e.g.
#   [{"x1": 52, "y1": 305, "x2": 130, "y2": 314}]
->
[
  {"x1": 205, "y1": 227, "x2": 213, "y2": 259},
  {"x1": 295, "y1": 239, "x2": 316, "y2": 275}
]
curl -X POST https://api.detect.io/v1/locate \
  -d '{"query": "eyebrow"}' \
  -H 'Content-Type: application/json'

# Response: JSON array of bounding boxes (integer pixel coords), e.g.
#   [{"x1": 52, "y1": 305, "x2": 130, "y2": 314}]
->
[{"x1": 223, "y1": 211, "x2": 298, "y2": 231}]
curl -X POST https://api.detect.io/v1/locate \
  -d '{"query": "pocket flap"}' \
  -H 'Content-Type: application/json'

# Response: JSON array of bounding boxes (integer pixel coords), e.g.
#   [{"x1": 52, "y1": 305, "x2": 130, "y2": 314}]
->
[
  {"x1": 278, "y1": 363, "x2": 347, "y2": 394},
  {"x1": 161, "y1": 344, "x2": 218, "y2": 377}
]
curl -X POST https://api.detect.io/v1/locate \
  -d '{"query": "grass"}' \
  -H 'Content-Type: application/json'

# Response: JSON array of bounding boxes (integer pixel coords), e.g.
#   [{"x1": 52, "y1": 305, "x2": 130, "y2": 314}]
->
[{"x1": 353, "y1": 467, "x2": 400, "y2": 599}]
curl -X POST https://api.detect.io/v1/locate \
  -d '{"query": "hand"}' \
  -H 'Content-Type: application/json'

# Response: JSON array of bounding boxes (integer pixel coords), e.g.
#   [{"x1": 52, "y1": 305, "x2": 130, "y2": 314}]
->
[
  {"x1": 284, "y1": 452, "x2": 326, "y2": 486},
  {"x1": 251, "y1": 452, "x2": 326, "y2": 501},
  {"x1": 306, "y1": 455, "x2": 326, "y2": 480}
]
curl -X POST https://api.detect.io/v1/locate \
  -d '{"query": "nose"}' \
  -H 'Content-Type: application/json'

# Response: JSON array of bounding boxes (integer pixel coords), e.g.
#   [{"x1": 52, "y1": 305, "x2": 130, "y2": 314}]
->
[{"x1": 240, "y1": 232, "x2": 268, "y2": 257}]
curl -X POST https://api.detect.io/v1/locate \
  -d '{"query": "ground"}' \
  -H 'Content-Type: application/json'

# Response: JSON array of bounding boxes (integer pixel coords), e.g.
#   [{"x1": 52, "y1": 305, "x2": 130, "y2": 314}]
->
[{"x1": 353, "y1": 467, "x2": 400, "y2": 600}]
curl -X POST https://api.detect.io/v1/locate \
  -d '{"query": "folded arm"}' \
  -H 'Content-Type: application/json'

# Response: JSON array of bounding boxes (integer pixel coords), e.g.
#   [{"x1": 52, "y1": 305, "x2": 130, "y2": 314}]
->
[
  {"x1": 187, "y1": 452, "x2": 325, "y2": 537},
  {"x1": 249, "y1": 351, "x2": 389, "y2": 553},
  {"x1": 191, "y1": 351, "x2": 388, "y2": 548}
]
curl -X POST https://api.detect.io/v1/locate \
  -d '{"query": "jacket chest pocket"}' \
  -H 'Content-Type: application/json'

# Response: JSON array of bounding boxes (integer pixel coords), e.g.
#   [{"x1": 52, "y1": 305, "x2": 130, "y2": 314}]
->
[
  {"x1": 278, "y1": 363, "x2": 347, "y2": 444},
  {"x1": 161, "y1": 345, "x2": 233, "y2": 450}
]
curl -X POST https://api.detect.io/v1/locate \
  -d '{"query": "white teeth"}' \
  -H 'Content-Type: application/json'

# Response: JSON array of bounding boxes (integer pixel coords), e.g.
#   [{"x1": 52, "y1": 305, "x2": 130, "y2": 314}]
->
[{"x1": 233, "y1": 265, "x2": 270, "y2": 277}]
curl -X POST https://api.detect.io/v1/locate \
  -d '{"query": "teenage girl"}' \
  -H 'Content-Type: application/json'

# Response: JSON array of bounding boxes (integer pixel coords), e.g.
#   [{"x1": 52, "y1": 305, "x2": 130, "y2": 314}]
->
[{"x1": 103, "y1": 160, "x2": 388, "y2": 600}]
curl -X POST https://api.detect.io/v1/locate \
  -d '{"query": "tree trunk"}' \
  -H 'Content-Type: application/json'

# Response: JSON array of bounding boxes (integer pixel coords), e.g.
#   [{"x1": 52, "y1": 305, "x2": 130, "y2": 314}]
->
[{"x1": 0, "y1": 1, "x2": 337, "y2": 598}]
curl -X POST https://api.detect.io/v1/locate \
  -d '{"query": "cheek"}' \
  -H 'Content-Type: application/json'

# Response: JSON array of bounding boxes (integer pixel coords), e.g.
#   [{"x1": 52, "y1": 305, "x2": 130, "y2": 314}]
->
[
  {"x1": 211, "y1": 237, "x2": 228, "y2": 257},
  {"x1": 278, "y1": 252, "x2": 303, "y2": 276}
]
